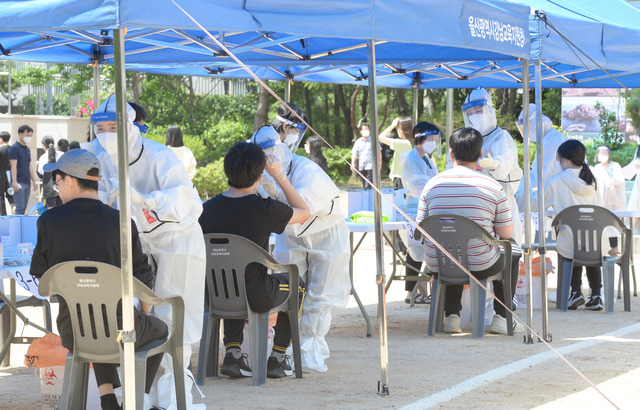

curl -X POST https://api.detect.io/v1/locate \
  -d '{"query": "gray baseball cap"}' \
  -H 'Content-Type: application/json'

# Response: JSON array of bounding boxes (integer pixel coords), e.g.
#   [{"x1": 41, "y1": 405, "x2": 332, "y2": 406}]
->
[{"x1": 43, "y1": 149, "x2": 101, "y2": 181}]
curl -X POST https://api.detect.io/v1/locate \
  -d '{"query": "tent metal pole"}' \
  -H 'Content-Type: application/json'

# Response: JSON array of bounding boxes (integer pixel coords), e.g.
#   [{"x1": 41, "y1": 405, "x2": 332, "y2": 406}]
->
[
  {"x1": 521, "y1": 59, "x2": 534, "y2": 344},
  {"x1": 367, "y1": 39, "x2": 389, "y2": 396},
  {"x1": 92, "y1": 64, "x2": 100, "y2": 141},
  {"x1": 113, "y1": 28, "x2": 137, "y2": 409},
  {"x1": 412, "y1": 88, "x2": 418, "y2": 124},
  {"x1": 7, "y1": 62, "x2": 11, "y2": 115},
  {"x1": 535, "y1": 58, "x2": 550, "y2": 342},
  {"x1": 445, "y1": 88, "x2": 454, "y2": 149},
  {"x1": 284, "y1": 77, "x2": 291, "y2": 103}
]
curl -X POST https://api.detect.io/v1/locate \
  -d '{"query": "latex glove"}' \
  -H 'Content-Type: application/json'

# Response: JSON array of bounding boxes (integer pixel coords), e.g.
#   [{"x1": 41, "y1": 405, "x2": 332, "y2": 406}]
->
[
  {"x1": 478, "y1": 153, "x2": 499, "y2": 170},
  {"x1": 106, "y1": 178, "x2": 120, "y2": 206},
  {"x1": 265, "y1": 155, "x2": 285, "y2": 181},
  {"x1": 130, "y1": 187, "x2": 157, "y2": 210}
]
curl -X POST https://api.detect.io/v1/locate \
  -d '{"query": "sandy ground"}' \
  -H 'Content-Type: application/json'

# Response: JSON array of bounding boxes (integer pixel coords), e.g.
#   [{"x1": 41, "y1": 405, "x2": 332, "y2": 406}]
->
[{"x1": 2, "y1": 193, "x2": 640, "y2": 409}]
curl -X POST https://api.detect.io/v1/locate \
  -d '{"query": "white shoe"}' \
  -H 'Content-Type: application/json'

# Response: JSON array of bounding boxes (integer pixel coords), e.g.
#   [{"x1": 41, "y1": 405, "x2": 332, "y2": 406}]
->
[
  {"x1": 444, "y1": 314, "x2": 462, "y2": 333},
  {"x1": 489, "y1": 314, "x2": 522, "y2": 335}
]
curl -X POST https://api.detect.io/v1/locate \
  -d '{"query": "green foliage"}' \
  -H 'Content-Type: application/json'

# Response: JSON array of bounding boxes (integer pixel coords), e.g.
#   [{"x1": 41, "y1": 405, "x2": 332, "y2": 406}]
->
[
  {"x1": 323, "y1": 146, "x2": 352, "y2": 185},
  {"x1": 21, "y1": 94, "x2": 70, "y2": 116},
  {"x1": 12, "y1": 65, "x2": 56, "y2": 87},
  {"x1": 625, "y1": 90, "x2": 640, "y2": 130},
  {"x1": 144, "y1": 127, "x2": 209, "y2": 164},
  {"x1": 192, "y1": 159, "x2": 227, "y2": 200},
  {"x1": 200, "y1": 119, "x2": 253, "y2": 163},
  {"x1": 594, "y1": 101, "x2": 623, "y2": 150}
]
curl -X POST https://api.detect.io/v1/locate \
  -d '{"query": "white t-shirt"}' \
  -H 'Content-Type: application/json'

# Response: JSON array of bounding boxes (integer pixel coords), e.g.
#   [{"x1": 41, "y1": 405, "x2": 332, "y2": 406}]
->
[{"x1": 169, "y1": 146, "x2": 197, "y2": 180}]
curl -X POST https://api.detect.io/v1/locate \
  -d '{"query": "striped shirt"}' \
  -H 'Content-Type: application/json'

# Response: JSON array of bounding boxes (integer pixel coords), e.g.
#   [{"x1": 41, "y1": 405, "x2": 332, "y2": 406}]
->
[{"x1": 416, "y1": 166, "x2": 512, "y2": 272}]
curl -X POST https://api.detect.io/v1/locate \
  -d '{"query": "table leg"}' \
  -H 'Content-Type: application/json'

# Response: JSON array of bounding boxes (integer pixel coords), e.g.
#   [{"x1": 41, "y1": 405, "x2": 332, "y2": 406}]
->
[
  {"x1": 350, "y1": 232, "x2": 371, "y2": 337},
  {"x1": 0, "y1": 279, "x2": 17, "y2": 366}
]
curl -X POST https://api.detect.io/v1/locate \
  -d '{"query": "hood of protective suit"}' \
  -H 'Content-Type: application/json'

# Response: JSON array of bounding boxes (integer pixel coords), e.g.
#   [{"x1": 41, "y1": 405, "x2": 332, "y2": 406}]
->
[
  {"x1": 462, "y1": 88, "x2": 497, "y2": 136},
  {"x1": 557, "y1": 168, "x2": 597, "y2": 197},
  {"x1": 251, "y1": 125, "x2": 293, "y2": 171},
  {"x1": 93, "y1": 96, "x2": 143, "y2": 160},
  {"x1": 517, "y1": 103, "x2": 553, "y2": 143}
]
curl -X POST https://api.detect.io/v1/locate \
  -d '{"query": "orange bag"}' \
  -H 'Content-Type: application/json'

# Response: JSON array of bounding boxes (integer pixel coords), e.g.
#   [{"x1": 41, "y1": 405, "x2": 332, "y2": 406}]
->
[
  {"x1": 519, "y1": 255, "x2": 554, "y2": 277},
  {"x1": 24, "y1": 334, "x2": 69, "y2": 368}
]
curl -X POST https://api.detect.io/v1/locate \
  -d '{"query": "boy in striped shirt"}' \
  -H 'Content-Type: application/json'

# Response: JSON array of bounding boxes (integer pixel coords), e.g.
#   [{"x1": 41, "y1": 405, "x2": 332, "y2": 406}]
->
[{"x1": 417, "y1": 127, "x2": 520, "y2": 334}]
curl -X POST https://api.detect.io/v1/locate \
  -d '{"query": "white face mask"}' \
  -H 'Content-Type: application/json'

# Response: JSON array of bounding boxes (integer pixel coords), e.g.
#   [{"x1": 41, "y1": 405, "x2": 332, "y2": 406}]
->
[
  {"x1": 283, "y1": 130, "x2": 298, "y2": 146},
  {"x1": 23, "y1": 137, "x2": 32, "y2": 144},
  {"x1": 468, "y1": 114, "x2": 484, "y2": 130},
  {"x1": 97, "y1": 132, "x2": 119, "y2": 157},
  {"x1": 361, "y1": 130, "x2": 371, "y2": 137},
  {"x1": 423, "y1": 140, "x2": 437, "y2": 155},
  {"x1": 598, "y1": 154, "x2": 609, "y2": 164}
]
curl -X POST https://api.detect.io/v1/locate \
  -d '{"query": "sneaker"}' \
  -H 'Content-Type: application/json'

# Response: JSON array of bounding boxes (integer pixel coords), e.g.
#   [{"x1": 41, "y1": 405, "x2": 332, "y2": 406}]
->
[
  {"x1": 585, "y1": 295, "x2": 604, "y2": 311},
  {"x1": 444, "y1": 314, "x2": 462, "y2": 333},
  {"x1": 567, "y1": 290, "x2": 585, "y2": 310},
  {"x1": 267, "y1": 355, "x2": 293, "y2": 379},
  {"x1": 220, "y1": 352, "x2": 252, "y2": 378},
  {"x1": 413, "y1": 294, "x2": 431, "y2": 305},
  {"x1": 488, "y1": 314, "x2": 522, "y2": 335}
]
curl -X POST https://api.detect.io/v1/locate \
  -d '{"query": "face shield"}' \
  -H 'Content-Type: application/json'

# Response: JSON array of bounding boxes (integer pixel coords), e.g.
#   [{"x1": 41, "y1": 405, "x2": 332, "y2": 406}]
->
[
  {"x1": 134, "y1": 122, "x2": 149, "y2": 137},
  {"x1": 462, "y1": 88, "x2": 497, "y2": 136},
  {"x1": 275, "y1": 114, "x2": 308, "y2": 152},
  {"x1": 517, "y1": 103, "x2": 554, "y2": 143},
  {"x1": 91, "y1": 95, "x2": 141, "y2": 158},
  {"x1": 415, "y1": 130, "x2": 440, "y2": 156},
  {"x1": 251, "y1": 125, "x2": 293, "y2": 171}
]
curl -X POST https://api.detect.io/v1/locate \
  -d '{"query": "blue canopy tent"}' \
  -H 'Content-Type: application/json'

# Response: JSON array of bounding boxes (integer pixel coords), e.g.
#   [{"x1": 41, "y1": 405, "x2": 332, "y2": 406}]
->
[{"x1": 2, "y1": 0, "x2": 637, "y2": 404}]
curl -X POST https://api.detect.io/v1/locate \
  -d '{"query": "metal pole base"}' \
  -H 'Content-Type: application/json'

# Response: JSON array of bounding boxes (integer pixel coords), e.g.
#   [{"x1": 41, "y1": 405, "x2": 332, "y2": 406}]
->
[
  {"x1": 538, "y1": 334, "x2": 552, "y2": 343},
  {"x1": 522, "y1": 335, "x2": 534, "y2": 345},
  {"x1": 377, "y1": 381, "x2": 389, "y2": 396}
]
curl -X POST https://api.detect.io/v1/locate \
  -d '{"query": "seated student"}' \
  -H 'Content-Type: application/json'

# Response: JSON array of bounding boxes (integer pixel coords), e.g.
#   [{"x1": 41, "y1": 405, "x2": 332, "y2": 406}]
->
[
  {"x1": 198, "y1": 142, "x2": 310, "y2": 379},
  {"x1": 30, "y1": 149, "x2": 167, "y2": 410},
  {"x1": 417, "y1": 127, "x2": 521, "y2": 334}
]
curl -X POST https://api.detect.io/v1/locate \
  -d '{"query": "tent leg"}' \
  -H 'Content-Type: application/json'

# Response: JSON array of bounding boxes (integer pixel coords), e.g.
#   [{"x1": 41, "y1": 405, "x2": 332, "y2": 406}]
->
[
  {"x1": 445, "y1": 88, "x2": 453, "y2": 153},
  {"x1": 284, "y1": 76, "x2": 291, "y2": 103},
  {"x1": 92, "y1": 64, "x2": 100, "y2": 142},
  {"x1": 521, "y1": 59, "x2": 534, "y2": 344},
  {"x1": 367, "y1": 39, "x2": 389, "y2": 397},
  {"x1": 535, "y1": 59, "x2": 550, "y2": 343},
  {"x1": 113, "y1": 28, "x2": 137, "y2": 410},
  {"x1": 412, "y1": 88, "x2": 418, "y2": 124}
]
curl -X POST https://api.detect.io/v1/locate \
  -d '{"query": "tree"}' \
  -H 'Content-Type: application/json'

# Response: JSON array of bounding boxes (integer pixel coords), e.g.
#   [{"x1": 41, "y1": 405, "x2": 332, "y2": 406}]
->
[
  {"x1": 0, "y1": 62, "x2": 22, "y2": 113},
  {"x1": 253, "y1": 81, "x2": 270, "y2": 132},
  {"x1": 594, "y1": 101, "x2": 623, "y2": 150},
  {"x1": 625, "y1": 89, "x2": 640, "y2": 130}
]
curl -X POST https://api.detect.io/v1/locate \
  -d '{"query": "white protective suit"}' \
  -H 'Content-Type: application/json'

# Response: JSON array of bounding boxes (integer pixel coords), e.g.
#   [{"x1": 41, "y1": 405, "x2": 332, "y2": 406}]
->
[
  {"x1": 531, "y1": 168, "x2": 603, "y2": 259},
  {"x1": 463, "y1": 88, "x2": 524, "y2": 243},
  {"x1": 90, "y1": 99, "x2": 205, "y2": 409},
  {"x1": 592, "y1": 160, "x2": 626, "y2": 210},
  {"x1": 515, "y1": 104, "x2": 567, "y2": 202},
  {"x1": 400, "y1": 147, "x2": 437, "y2": 261},
  {"x1": 253, "y1": 126, "x2": 350, "y2": 373}
]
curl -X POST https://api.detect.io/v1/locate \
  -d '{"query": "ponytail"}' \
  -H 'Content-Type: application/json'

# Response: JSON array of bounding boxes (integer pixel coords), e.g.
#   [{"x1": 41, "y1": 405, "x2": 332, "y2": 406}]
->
[
  {"x1": 47, "y1": 143, "x2": 56, "y2": 163},
  {"x1": 579, "y1": 163, "x2": 597, "y2": 190}
]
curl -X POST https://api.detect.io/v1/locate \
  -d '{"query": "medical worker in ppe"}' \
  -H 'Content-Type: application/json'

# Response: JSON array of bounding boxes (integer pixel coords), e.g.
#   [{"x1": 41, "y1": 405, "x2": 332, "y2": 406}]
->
[
  {"x1": 462, "y1": 88, "x2": 523, "y2": 242},
  {"x1": 90, "y1": 96, "x2": 205, "y2": 409},
  {"x1": 592, "y1": 145, "x2": 626, "y2": 210},
  {"x1": 515, "y1": 103, "x2": 568, "y2": 205},
  {"x1": 253, "y1": 103, "x2": 350, "y2": 373},
  {"x1": 399, "y1": 121, "x2": 440, "y2": 303}
]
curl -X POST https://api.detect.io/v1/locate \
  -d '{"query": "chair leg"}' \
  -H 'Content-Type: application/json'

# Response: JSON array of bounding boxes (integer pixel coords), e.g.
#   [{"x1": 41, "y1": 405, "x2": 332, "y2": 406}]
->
[
  {"x1": 41, "y1": 299, "x2": 52, "y2": 332},
  {"x1": 560, "y1": 259, "x2": 573, "y2": 312},
  {"x1": 171, "y1": 345, "x2": 187, "y2": 410},
  {"x1": 622, "y1": 254, "x2": 631, "y2": 312},
  {"x1": 427, "y1": 279, "x2": 439, "y2": 336},
  {"x1": 287, "y1": 296, "x2": 303, "y2": 379},
  {"x1": 556, "y1": 254, "x2": 564, "y2": 310},
  {"x1": 248, "y1": 311, "x2": 270, "y2": 386},
  {"x1": 469, "y1": 280, "x2": 486, "y2": 339},
  {"x1": 196, "y1": 310, "x2": 213, "y2": 386},
  {"x1": 60, "y1": 355, "x2": 75, "y2": 410},
  {"x1": 603, "y1": 258, "x2": 616, "y2": 314},
  {"x1": 66, "y1": 360, "x2": 89, "y2": 410},
  {"x1": 135, "y1": 351, "x2": 148, "y2": 410},
  {"x1": 211, "y1": 319, "x2": 221, "y2": 377}
]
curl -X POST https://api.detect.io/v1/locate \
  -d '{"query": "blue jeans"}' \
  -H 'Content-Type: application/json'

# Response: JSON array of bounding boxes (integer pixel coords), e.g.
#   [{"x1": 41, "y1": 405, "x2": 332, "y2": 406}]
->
[{"x1": 13, "y1": 182, "x2": 30, "y2": 215}]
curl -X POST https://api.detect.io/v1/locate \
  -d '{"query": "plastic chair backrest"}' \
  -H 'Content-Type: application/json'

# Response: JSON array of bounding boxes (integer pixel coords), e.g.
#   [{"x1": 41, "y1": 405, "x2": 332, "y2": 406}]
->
[
  {"x1": 418, "y1": 214, "x2": 505, "y2": 285},
  {"x1": 551, "y1": 205, "x2": 626, "y2": 264},
  {"x1": 203, "y1": 233, "x2": 286, "y2": 318},
  {"x1": 38, "y1": 261, "x2": 149, "y2": 363}
]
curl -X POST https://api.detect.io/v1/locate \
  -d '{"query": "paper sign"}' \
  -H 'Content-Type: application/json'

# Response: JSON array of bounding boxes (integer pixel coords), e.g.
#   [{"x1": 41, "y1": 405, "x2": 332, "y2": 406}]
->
[
  {"x1": 7, "y1": 265, "x2": 45, "y2": 299},
  {"x1": 403, "y1": 221, "x2": 423, "y2": 249}
]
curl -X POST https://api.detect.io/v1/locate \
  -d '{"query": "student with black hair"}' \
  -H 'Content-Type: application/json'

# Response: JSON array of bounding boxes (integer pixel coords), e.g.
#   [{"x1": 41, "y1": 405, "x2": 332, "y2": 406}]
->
[
  {"x1": 37, "y1": 136, "x2": 63, "y2": 208},
  {"x1": 0, "y1": 131, "x2": 14, "y2": 215},
  {"x1": 198, "y1": 142, "x2": 309, "y2": 379},
  {"x1": 532, "y1": 139, "x2": 604, "y2": 311},
  {"x1": 304, "y1": 136, "x2": 328, "y2": 173},
  {"x1": 166, "y1": 125, "x2": 197, "y2": 180}
]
